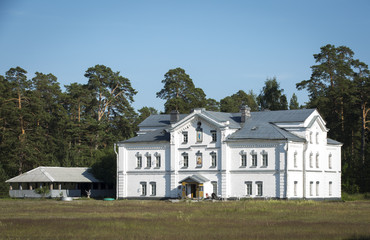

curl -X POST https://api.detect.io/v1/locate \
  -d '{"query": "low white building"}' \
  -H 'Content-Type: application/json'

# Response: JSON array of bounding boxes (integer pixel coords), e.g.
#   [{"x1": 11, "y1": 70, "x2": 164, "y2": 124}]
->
[{"x1": 115, "y1": 107, "x2": 342, "y2": 200}]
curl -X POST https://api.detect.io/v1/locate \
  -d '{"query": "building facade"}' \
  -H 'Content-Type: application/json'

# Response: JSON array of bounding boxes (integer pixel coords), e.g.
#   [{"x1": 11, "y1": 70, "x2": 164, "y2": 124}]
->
[{"x1": 115, "y1": 107, "x2": 342, "y2": 200}]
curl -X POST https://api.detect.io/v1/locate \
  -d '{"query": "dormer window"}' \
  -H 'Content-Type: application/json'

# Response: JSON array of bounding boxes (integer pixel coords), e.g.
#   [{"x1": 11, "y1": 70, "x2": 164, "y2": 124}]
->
[{"x1": 196, "y1": 122, "x2": 203, "y2": 143}]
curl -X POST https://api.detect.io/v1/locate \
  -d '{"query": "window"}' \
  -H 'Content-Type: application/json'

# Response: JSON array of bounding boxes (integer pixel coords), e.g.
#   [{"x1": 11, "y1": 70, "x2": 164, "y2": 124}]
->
[
  {"x1": 141, "y1": 182, "x2": 147, "y2": 196},
  {"x1": 146, "y1": 155, "x2": 151, "y2": 168},
  {"x1": 309, "y1": 132, "x2": 313, "y2": 144},
  {"x1": 196, "y1": 122, "x2": 203, "y2": 142},
  {"x1": 310, "y1": 181, "x2": 313, "y2": 196},
  {"x1": 245, "y1": 182, "x2": 252, "y2": 196},
  {"x1": 329, "y1": 181, "x2": 332, "y2": 196},
  {"x1": 252, "y1": 153, "x2": 257, "y2": 167},
  {"x1": 294, "y1": 181, "x2": 298, "y2": 196},
  {"x1": 150, "y1": 182, "x2": 156, "y2": 196},
  {"x1": 316, "y1": 153, "x2": 319, "y2": 168},
  {"x1": 196, "y1": 151, "x2": 202, "y2": 167},
  {"x1": 210, "y1": 152, "x2": 217, "y2": 167},
  {"x1": 154, "y1": 152, "x2": 161, "y2": 168},
  {"x1": 183, "y1": 153, "x2": 188, "y2": 168},
  {"x1": 241, "y1": 154, "x2": 247, "y2": 167},
  {"x1": 183, "y1": 132, "x2": 188, "y2": 144},
  {"x1": 211, "y1": 130, "x2": 217, "y2": 142},
  {"x1": 309, "y1": 153, "x2": 313, "y2": 168},
  {"x1": 212, "y1": 181, "x2": 217, "y2": 195},
  {"x1": 316, "y1": 181, "x2": 320, "y2": 196},
  {"x1": 136, "y1": 153, "x2": 142, "y2": 168},
  {"x1": 256, "y1": 182, "x2": 263, "y2": 196},
  {"x1": 262, "y1": 152, "x2": 268, "y2": 167},
  {"x1": 294, "y1": 152, "x2": 298, "y2": 168},
  {"x1": 328, "y1": 154, "x2": 332, "y2": 169},
  {"x1": 316, "y1": 132, "x2": 319, "y2": 144}
]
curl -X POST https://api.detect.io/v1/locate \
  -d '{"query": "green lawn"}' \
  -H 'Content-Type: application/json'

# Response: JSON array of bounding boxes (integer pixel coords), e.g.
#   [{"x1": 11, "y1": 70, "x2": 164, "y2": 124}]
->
[{"x1": 0, "y1": 199, "x2": 369, "y2": 240}]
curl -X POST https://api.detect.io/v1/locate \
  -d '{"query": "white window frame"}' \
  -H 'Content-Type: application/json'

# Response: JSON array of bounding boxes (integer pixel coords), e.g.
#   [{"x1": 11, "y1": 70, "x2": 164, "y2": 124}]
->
[
  {"x1": 241, "y1": 153, "x2": 247, "y2": 167},
  {"x1": 251, "y1": 151, "x2": 257, "y2": 167},
  {"x1": 309, "y1": 132, "x2": 313, "y2": 144},
  {"x1": 256, "y1": 182, "x2": 263, "y2": 196},
  {"x1": 136, "y1": 153, "x2": 142, "y2": 168},
  {"x1": 316, "y1": 132, "x2": 319, "y2": 144},
  {"x1": 294, "y1": 152, "x2": 298, "y2": 168},
  {"x1": 212, "y1": 181, "x2": 217, "y2": 195},
  {"x1": 183, "y1": 132, "x2": 188, "y2": 144},
  {"x1": 245, "y1": 181, "x2": 252, "y2": 196},
  {"x1": 211, "y1": 130, "x2": 217, "y2": 142},
  {"x1": 150, "y1": 182, "x2": 156, "y2": 196},
  {"x1": 183, "y1": 153, "x2": 188, "y2": 168},
  {"x1": 210, "y1": 152, "x2": 217, "y2": 167},
  {"x1": 310, "y1": 181, "x2": 313, "y2": 196},
  {"x1": 328, "y1": 154, "x2": 332, "y2": 169},
  {"x1": 316, "y1": 153, "x2": 319, "y2": 168},
  {"x1": 316, "y1": 181, "x2": 319, "y2": 196},
  {"x1": 146, "y1": 153, "x2": 151, "y2": 168},
  {"x1": 329, "y1": 181, "x2": 332, "y2": 196},
  {"x1": 154, "y1": 152, "x2": 161, "y2": 168},
  {"x1": 261, "y1": 151, "x2": 268, "y2": 167},
  {"x1": 294, "y1": 181, "x2": 298, "y2": 196},
  {"x1": 140, "y1": 182, "x2": 147, "y2": 196},
  {"x1": 309, "y1": 153, "x2": 313, "y2": 168}
]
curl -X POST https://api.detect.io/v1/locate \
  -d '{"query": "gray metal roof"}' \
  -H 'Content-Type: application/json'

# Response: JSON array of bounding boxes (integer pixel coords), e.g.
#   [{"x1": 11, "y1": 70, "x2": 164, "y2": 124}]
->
[
  {"x1": 327, "y1": 138, "x2": 342, "y2": 145},
  {"x1": 122, "y1": 108, "x2": 321, "y2": 143},
  {"x1": 179, "y1": 174, "x2": 210, "y2": 184},
  {"x1": 6, "y1": 167, "x2": 102, "y2": 183},
  {"x1": 121, "y1": 128, "x2": 170, "y2": 143}
]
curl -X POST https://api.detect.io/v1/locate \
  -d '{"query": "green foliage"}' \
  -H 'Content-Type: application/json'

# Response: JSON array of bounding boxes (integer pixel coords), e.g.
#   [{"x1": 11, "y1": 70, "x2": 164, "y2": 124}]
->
[
  {"x1": 90, "y1": 149, "x2": 116, "y2": 185},
  {"x1": 34, "y1": 186, "x2": 50, "y2": 198},
  {"x1": 220, "y1": 90, "x2": 257, "y2": 112},
  {"x1": 257, "y1": 77, "x2": 288, "y2": 110},
  {"x1": 289, "y1": 93, "x2": 300, "y2": 109}
]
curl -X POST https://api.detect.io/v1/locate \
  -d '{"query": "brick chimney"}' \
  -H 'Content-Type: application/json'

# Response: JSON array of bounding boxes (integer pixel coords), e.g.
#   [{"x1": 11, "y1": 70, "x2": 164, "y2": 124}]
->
[
  {"x1": 240, "y1": 105, "x2": 251, "y2": 123},
  {"x1": 170, "y1": 110, "x2": 180, "y2": 124}
]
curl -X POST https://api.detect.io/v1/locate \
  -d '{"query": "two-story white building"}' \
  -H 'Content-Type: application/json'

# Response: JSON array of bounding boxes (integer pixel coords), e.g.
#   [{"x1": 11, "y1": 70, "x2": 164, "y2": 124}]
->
[{"x1": 115, "y1": 107, "x2": 341, "y2": 200}]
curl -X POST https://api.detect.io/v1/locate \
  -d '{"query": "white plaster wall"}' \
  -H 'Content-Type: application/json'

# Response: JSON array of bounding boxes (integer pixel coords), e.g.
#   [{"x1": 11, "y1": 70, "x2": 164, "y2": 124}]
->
[
  {"x1": 126, "y1": 173, "x2": 170, "y2": 198},
  {"x1": 229, "y1": 172, "x2": 277, "y2": 198}
]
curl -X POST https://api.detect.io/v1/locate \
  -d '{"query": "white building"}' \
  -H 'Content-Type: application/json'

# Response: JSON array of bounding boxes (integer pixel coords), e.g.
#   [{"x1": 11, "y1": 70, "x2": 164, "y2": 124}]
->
[{"x1": 115, "y1": 107, "x2": 341, "y2": 200}]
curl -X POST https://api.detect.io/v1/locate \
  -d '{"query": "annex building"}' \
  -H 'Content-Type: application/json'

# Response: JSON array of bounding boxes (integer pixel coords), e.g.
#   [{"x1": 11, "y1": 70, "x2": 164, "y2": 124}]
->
[{"x1": 115, "y1": 107, "x2": 342, "y2": 200}]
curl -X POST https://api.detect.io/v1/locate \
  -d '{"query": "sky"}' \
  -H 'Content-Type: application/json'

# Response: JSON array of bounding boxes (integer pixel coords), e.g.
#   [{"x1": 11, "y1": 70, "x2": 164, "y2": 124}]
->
[{"x1": 1, "y1": 0, "x2": 370, "y2": 112}]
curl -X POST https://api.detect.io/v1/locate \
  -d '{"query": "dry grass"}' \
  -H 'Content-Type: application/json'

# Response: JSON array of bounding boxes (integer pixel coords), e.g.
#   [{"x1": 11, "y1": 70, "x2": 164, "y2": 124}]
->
[{"x1": 0, "y1": 199, "x2": 369, "y2": 240}]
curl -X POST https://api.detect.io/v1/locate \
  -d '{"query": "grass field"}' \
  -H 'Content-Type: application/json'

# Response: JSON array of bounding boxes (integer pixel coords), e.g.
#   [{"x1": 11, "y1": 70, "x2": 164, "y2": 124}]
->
[{"x1": 0, "y1": 199, "x2": 369, "y2": 240}]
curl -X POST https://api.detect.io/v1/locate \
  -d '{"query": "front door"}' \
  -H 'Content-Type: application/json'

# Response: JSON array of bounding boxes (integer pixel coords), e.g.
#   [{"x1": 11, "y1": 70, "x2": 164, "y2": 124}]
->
[{"x1": 191, "y1": 184, "x2": 197, "y2": 198}]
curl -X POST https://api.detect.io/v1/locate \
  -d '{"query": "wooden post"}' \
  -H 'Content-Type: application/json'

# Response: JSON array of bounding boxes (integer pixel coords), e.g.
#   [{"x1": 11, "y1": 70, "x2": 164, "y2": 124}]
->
[
  {"x1": 58, "y1": 183, "x2": 62, "y2": 190},
  {"x1": 50, "y1": 184, "x2": 53, "y2": 190},
  {"x1": 9, "y1": 185, "x2": 12, "y2": 190}
]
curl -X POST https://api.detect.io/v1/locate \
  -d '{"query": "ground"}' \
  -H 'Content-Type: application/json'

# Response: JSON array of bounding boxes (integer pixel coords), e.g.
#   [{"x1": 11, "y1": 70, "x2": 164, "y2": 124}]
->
[{"x1": 0, "y1": 199, "x2": 369, "y2": 240}]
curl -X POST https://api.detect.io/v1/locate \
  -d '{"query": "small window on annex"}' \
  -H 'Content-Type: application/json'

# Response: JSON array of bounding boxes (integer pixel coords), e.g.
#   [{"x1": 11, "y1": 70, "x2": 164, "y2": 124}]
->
[{"x1": 211, "y1": 130, "x2": 217, "y2": 142}]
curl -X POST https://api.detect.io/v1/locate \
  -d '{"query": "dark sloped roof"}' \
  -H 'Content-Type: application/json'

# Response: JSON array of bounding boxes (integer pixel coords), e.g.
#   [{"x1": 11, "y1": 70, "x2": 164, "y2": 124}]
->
[
  {"x1": 327, "y1": 138, "x2": 342, "y2": 145},
  {"x1": 249, "y1": 109, "x2": 316, "y2": 123},
  {"x1": 122, "y1": 128, "x2": 170, "y2": 143},
  {"x1": 227, "y1": 121, "x2": 305, "y2": 142},
  {"x1": 138, "y1": 114, "x2": 187, "y2": 128}
]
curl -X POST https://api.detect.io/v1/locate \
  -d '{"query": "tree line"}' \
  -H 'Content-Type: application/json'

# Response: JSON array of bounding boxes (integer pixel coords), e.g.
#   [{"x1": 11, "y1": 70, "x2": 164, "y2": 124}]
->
[{"x1": 0, "y1": 44, "x2": 369, "y2": 194}]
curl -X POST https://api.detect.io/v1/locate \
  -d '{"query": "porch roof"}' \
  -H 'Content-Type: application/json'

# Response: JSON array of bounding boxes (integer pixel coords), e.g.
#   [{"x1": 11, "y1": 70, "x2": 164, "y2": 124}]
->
[{"x1": 179, "y1": 174, "x2": 210, "y2": 184}]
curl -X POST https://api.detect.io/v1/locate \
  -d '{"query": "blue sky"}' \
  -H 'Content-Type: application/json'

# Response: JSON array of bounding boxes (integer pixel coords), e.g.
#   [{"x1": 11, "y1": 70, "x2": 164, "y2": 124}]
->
[{"x1": 1, "y1": 0, "x2": 370, "y2": 112}]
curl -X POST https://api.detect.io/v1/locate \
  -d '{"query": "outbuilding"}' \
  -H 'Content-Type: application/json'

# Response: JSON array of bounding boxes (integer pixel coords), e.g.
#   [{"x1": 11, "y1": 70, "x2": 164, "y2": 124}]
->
[{"x1": 6, "y1": 166, "x2": 114, "y2": 198}]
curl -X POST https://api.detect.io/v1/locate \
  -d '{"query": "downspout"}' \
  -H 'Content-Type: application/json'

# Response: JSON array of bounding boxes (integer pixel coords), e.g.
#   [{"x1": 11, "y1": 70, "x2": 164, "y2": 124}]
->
[
  {"x1": 285, "y1": 140, "x2": 289, "y2": 199},
  {"x1": 302, "y1": 142, "x2": 308, "y2": 199},
  {"x1": 114, "y1": 143, "x2": 118, "y2": 200}
]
